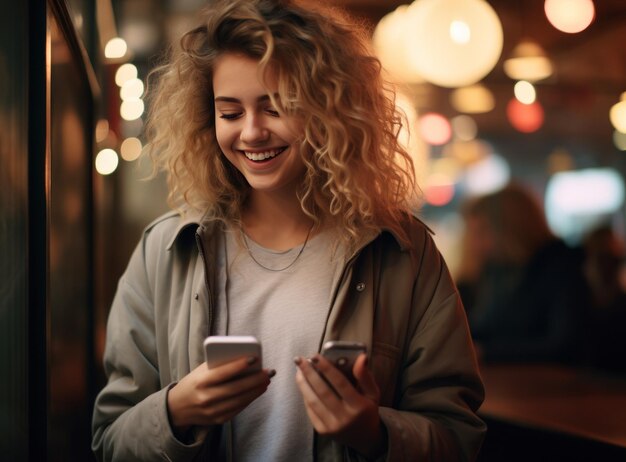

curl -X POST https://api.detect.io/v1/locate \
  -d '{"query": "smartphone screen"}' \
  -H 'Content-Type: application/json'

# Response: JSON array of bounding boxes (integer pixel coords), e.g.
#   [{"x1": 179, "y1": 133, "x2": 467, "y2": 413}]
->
[{"x1": 203, "y1": 335, "x2": 262, "y2": 373}]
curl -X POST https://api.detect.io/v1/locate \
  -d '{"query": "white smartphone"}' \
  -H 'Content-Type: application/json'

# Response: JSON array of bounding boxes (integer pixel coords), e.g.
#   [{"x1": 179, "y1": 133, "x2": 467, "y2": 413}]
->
[
  {"x1": 203, "y1": 335, "x2": 262, "y2": 375},
  {"x1": 321, "y1": 340, "x2": 366, "y2": 382}
]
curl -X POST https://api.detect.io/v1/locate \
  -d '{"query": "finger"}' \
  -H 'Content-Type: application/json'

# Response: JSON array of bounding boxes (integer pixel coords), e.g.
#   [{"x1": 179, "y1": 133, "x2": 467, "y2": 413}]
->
[
  {"x1": 294, "y1": 368, "x2": 334, "y2": 432},
  {"x1": 352, "y1": 353, "x2": 379, "y2": 401},
  {"x1": 199, "y1": 381, "x2": 269, "y2": 425},
  {"x1": 201, "y1": 355, "x2": 261, "y2": 386},
  {"x1": 309, "y1": 355, "x2": 358, "y2": 401},
  {"x1": 197, "y1": 369, "x2": 272, "y2": 407},
  {"x1": 296, "y1": 356, "x2": 344, "y2": 407}
]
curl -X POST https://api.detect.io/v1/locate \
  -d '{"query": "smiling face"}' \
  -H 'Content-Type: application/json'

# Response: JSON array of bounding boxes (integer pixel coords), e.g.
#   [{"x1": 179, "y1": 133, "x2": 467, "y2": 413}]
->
[{"x1": 213, "y1": 53, "x2": 305, "y2": 197}]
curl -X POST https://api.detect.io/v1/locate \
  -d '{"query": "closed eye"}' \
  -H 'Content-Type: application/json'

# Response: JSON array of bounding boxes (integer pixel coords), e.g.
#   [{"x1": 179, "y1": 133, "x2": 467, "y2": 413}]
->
[
  {"x1": 219, "y1": 113, "x2": 242, "y2": 120},
  {"x1": 265, "y1": 108, "x2": 280, "y2": 117}
]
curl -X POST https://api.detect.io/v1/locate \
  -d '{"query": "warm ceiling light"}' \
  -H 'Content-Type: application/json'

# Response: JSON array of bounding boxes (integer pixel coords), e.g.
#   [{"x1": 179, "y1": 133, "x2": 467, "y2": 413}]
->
[
  {"x1": 115, "y1": 63, "x2": 138, "y2": 87},
  {"x1": 450, "y1": 84, "x2": 495, "y2": 114},
  {"x1": 404, "y1": 0, "x2": 503, "y2": 88},
  {"x1": 507, "y1": 99, "x2": 544, "y2": 133},
  {"x1": 104, "y1": 37, "x2": 128, "y2": 59},
  {"x1": 120, "y1": 99, "x2": 145, "y2": 121},
  {"x1": 504, "y1": 40, "x2": 553, "y2": 82},
  {"x1": 613, "y1": 131, "x2": 626, "y2": 151},
  {"x1": 451, "y1": 115, "x2": 478, "y2": 141},
  {"x1": 372, "y1": 6, "x2": 423, "y2": 83},
  {"x1": 443, "y1": 139, "x2": 489, "y2": 165},
  {"x1": 120, "y1": 137, "x2": 143, "y2": 161},
  {"x1": 120, "y1": 78, "x2": 144, "y2": 101},
  {"x1": 544, "y1": 0, "x2": 595, "y2": 34},
  {"x1": 424, "y1": 173, "x2": 456, "y2": 207},
  {"x1": 514, "y1": 80, "x2": 537, "y2": 105},
  {"x1": 419, "y1": 113, "x2": 452, "y2": 145},
  {"x1": 95, "y1": 149, "x2": 119, "y2": 175},
  {"x1": 609, "y1": 100, "x2": 626, "y2": 133},
  {"x1": 95, "y1": 119, "x2": 109, "y2": 143}
]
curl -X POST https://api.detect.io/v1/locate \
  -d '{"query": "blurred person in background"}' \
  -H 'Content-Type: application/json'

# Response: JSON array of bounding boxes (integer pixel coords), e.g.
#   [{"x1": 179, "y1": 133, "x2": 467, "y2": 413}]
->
[
  {"x1": 583, "y1": 225, "x2": 626, "y2": 374},
  {"x1": 456, "y1": 182, "x2": 589, "y2": 364},
  {"x1": 91, "y1": 0, "x2": 485, "y2": 460}
]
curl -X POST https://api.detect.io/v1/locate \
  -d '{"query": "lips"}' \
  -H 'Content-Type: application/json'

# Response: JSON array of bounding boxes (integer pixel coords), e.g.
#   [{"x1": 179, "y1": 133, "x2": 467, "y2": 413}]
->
[{"x1": 240, "y1": 147, "x2": 287, "y2": 162}]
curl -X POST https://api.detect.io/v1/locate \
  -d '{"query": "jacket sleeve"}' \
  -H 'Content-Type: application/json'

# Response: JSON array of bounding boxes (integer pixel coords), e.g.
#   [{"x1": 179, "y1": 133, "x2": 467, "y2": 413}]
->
[
  {"x1": 378, "y1": 231, "x2": 486, "y2": 462},
  {"x1": 91, "y1": 237, "x2": 205, "y2": 462}
]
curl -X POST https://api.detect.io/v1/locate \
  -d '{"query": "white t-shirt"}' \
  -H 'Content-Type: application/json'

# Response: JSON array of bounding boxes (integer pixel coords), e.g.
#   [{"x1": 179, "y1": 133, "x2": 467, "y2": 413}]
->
[{"x1": 213, "y1": 227, "x2": 345, "y2": 461}]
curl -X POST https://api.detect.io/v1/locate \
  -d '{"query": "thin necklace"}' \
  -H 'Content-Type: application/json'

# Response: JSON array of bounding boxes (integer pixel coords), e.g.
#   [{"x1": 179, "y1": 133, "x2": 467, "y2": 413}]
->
[{"x1": 241, "y1": 223, "x2": 314, "y2": 272}]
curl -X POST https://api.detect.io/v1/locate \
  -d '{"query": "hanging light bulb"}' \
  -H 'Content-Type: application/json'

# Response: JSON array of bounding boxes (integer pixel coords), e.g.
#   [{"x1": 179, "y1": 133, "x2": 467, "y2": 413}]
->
[
  {"x1": 372, "y1": 6, "x2": 424, "y2": 83},
  {"x1": 545, "y1": 0, "x2": 595, "y2": 34},
  {"x1": 504, "y1": 40, "x2": 553, "y2": 82},
  {"x1": 404, "y1": 0, "x2": 503, "y2": 88},
  {"x1": 450, "y1": 84, "x2": 495, "y2": 114}
]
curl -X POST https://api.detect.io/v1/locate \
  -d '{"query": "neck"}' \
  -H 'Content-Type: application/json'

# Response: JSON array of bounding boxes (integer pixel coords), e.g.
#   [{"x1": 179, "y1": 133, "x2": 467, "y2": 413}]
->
[{"x1": 242, "y1": 190, "x2": 314, "y2": 251}]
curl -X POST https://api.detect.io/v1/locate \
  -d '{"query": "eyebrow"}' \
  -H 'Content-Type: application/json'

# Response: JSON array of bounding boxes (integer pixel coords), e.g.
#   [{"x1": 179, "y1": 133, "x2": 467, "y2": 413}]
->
[{"x1": 214, "y1": 94, "x2": 277, "y2": 104}]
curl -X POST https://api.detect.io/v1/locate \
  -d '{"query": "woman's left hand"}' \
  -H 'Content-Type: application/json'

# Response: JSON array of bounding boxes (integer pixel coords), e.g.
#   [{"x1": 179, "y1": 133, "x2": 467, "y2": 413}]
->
[{"x1": 294, "y1": 353, "x2": 386, "y2": 459}]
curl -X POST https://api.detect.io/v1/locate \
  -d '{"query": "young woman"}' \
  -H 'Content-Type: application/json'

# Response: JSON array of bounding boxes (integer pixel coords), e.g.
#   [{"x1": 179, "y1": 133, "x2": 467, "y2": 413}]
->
[{"x1": 92, "y1": 1, "x2": 485, "y2": 460}]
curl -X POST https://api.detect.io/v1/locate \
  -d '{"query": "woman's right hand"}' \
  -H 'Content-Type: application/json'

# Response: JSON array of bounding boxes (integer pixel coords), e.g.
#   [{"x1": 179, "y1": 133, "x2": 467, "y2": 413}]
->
[{"x1": 166, "y1": 356, "x2": 274, "y2": 433}]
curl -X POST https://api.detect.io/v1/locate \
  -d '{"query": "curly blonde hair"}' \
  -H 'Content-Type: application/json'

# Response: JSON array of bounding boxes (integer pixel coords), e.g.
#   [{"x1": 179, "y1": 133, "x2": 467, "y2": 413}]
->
[{"x1": 146, "y1": 0, "x2": 417, "y2": 250}]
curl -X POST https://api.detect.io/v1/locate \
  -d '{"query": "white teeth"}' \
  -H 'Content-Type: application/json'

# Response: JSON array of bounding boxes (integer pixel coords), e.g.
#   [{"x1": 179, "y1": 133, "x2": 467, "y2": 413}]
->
[{"x1": 243, "y1": 149, "x2": 283, "y2": 161}]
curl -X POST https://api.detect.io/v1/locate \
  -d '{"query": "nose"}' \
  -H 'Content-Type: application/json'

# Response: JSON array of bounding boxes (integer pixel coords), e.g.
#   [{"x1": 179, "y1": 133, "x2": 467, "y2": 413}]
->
[{"x1": 240, "y1": 114, "x2": 269, "y2": 144}]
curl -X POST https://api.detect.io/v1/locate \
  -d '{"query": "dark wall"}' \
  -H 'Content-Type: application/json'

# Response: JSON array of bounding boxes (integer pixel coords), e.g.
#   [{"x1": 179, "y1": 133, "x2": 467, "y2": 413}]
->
[
  {"x1": 0, "y1": 1, "x2": 98, "y2": 460},
  {"x1": 0, "y1": 0, "x2": 30, "y2": 460}
]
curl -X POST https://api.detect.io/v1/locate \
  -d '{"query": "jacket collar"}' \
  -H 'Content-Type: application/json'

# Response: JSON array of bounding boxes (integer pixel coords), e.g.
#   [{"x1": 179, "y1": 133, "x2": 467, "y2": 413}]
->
[
  {"x1": 165, "y1": 207, "x2": 422, "y2": 253},
  {"x1": 165, "y1": 208, "x2": 212, "y2": 250}
]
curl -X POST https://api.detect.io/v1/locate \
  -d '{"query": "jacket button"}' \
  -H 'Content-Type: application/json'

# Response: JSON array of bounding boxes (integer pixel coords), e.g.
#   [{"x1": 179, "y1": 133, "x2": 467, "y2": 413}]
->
[
  {"x1": 356, "y1": 282, "x2": 366, "y2": 292},
  {"x1": 194, "y1": 293, "x2": 199, "y2": 300}
]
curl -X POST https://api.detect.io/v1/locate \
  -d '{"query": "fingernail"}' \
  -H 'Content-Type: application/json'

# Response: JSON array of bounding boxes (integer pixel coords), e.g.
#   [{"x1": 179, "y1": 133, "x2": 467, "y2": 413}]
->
[
  {"x1": 310, "y1": 356, "x2": 319, "y2": 364},
  {"x1": 268, "y1": 369, "x2": 277, "y2": 378},
  {"x1": 293, "y1": 357, "x2": 302, "y2": 365},
  {"x1": 247, "y1": 356, "x2": 258, "y2": 365}
]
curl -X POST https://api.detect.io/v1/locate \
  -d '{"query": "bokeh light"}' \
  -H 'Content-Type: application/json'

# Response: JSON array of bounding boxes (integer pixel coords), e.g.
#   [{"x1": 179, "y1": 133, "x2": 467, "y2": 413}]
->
[
  {"x1": 120, "y1": 99, "x2": 145, "y2": 121},
  {"x1": 419, "y1": 113, "x2": 452, "y2": 145},
  {"x1": 614, "y1": 130, "x2": 626, "y2": 151},
  {"x1": 545, "y1": 168, "x2": 625, "y2": 241},
  {"x1": 609, "y1": 100, "x2": 626, "y2": 133},
  {"x1": 104, "y1": 37, "x2": 128, "y2": 59},
  {"x1": 115, "y1": 63, "x2": 138, "y2": 87},
  {"x1": 507, "y1": 99, "x2": 544, "y2": 133},
  {"x1": 514, "y1": 80, "x2": 537, "y2": 105},
  {"x1": 120, "y1": 78, "x2": 144, "y2": 101},
  {"x1": 503, "y1": 41, "x2": 553, "y2": 82},
  {"x1": 404, "y1": 0, "x2": 503, "y2": 88},
  {"x1": 450, "y1": 84, "x2": 495, "y2": 114},
  {"x1": 95, "y1": 119, "x2": 109, "y2": 143},
  {"x1": 372, "y1": 6, "x2": 423, "y2": 83},
  {"x1": 545, "y1": 0, "x2": 595, "y2": 34},
  {"x1": 451, "y1": 115, "x2": 478, "y2": 141},
  {"x1": 95, "y1": 149, "x2": 119, "y2": 175},
  {"x1": 461, "y1": 152, "x2": 510, "y2": 196},
  {"x1": 120, "y1": 137, "x2": 143, "y2": 161},
  {"x1": 425, "y1": 173, "x2": 456, "y2": 206}
]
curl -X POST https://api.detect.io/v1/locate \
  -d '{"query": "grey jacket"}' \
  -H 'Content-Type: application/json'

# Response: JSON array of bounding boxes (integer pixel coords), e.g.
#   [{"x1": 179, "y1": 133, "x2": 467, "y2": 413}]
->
[{"x1": 92, "y1": 210, "x2": 486, "y2": 461}]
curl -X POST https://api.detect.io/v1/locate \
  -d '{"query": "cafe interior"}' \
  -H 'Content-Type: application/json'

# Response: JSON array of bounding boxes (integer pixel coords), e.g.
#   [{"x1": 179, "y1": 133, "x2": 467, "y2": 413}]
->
[{"x1": 2, "y1": 0, "x2": 626, "y2": 460}]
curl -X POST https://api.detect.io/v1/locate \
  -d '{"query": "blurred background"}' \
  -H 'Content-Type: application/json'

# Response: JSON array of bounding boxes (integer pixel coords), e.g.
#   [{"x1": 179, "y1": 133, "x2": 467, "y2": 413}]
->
[{"x1": 2, "y1": 0, "x2": 626, "y2": 460}]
